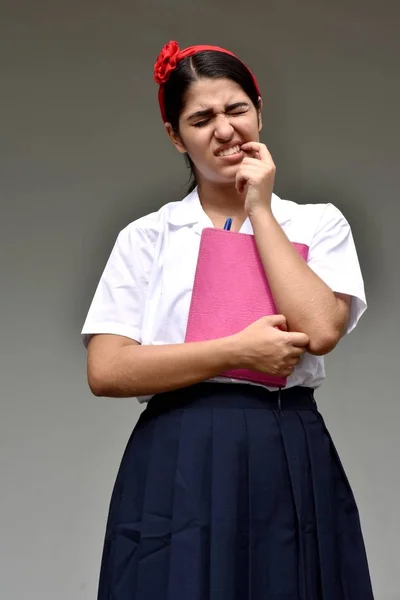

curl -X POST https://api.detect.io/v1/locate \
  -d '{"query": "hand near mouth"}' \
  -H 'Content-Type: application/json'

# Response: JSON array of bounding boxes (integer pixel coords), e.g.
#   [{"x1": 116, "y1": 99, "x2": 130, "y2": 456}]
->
[{"x1": 235, "y1": 141, "x2": 276, "y2": 216}]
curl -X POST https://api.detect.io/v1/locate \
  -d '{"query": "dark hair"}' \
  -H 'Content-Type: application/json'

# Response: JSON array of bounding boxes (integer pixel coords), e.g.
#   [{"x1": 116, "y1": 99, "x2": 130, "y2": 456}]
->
[{"x1": 163, "y1": 51, "x2": 260, "y2": 193}]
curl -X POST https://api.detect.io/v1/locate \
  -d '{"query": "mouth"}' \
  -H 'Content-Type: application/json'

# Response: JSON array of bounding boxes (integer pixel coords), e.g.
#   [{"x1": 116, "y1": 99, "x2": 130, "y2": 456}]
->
[{"x1": 215, "y1": 144, "x2": 242, "y2": 158}]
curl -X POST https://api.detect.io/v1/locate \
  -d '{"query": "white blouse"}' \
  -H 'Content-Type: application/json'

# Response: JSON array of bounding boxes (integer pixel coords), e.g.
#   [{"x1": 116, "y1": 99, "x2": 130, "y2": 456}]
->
[{"x1": 81, "y1": 189, "x2": 367, "y2": 402}]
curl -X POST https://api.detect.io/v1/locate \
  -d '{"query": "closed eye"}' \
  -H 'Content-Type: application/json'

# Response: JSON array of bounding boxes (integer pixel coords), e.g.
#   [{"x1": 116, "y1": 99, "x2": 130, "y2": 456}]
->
[
  {"x1": 193, "y1": 119, "x2": 211, "y2": 128},
  {"x1": 193, "y1": 110, "x2": 248, "y2": 128}
]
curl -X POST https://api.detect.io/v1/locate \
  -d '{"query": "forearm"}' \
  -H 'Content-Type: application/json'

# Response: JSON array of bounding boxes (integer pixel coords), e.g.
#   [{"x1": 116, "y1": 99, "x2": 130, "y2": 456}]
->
[
  {"x1": 250, "y1": 208, "x2": 346, "y2": 353},
  {"x1": 89, "y1": 337, "x2": 240, "y2": 398}
]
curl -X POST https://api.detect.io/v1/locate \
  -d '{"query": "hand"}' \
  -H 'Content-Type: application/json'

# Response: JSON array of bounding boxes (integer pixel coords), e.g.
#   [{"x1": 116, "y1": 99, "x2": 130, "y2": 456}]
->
[
  {"x1": 231, "y1": 314, "x2": 309, "y2": 377},
  {"x1": 235, "y1": 142, "x2": 276, "y2": 217}
]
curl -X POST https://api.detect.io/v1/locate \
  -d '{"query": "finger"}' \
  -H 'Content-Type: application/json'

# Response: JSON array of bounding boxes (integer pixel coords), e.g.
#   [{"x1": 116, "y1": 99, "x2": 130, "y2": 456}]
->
[
  {"x1": 282, "y1": 365, "x2": 295, "y2": 377},
  {"x1": 288, "y1": 355, "x2": 302, "y2": 366},
  {"x1": 235, "y1": 172, "x2": 248, "y2": 194},
  {"x1": 235, "y1": 167, "x2": 260, "y2": 193},
  {"x1": 241, "y1": 141, "x2": 271, "y2": 162},
  {"x1": 265, "y1": 314, "x2": 287, "y2": 327},
  {"x1": 235, "y1": 168, "x2": 245, "y2": 193},
  {"x1": 235, "y1": 166, "x2": 261, "y2": 191},
  {"x1": 290, "y1": 346, "x2": 306, "y2": 358},
  {"x1": 239, "y1": 142, "x2": 259, "y2": 159},
  {"x1": 241, "y1": 156, "x2": 265, "y2": 167},
  {"x1": 289, "y1": 332, "x2": 310, "y2": 347}
]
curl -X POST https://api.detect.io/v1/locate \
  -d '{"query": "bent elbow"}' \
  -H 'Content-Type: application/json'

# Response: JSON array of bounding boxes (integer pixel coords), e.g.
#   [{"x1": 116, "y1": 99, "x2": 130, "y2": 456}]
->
[
  {"x1": 307, "y1": 331, "x2": 341, "y2": 356},
  {"x1": 88, "y1": 376, "x2": 106, "y2": 397},
  {"x1": 87, "y1": 367, "x2": 110, "y2": 397}
]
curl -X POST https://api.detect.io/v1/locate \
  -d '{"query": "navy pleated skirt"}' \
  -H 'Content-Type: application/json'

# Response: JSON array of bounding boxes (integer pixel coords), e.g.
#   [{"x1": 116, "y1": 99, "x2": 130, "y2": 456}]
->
[{"x1": 97, "y1": 383, "x2": 374, "y2": 599}]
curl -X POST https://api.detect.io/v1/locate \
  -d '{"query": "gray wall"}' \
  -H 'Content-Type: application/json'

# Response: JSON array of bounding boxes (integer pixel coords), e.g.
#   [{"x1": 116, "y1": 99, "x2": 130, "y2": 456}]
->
[{"x1": 1, "y1": 1, "x2": 399, "y2": 598}]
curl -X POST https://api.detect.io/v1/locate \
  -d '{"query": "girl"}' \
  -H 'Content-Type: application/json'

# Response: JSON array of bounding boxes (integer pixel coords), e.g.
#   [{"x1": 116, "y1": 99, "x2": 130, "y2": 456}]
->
[{"x1": 82, "y1": 40, "x2": 374, "y2": 599}]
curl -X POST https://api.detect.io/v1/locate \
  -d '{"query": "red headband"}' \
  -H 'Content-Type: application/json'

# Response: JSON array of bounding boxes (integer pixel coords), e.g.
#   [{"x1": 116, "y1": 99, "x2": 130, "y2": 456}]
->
[{"x1": 154, "y1": 41, "x2": 261, "y2": 122}]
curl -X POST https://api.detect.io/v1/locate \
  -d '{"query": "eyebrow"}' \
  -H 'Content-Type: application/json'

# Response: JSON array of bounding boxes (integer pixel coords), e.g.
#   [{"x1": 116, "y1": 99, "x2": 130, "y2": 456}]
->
[{"x1": 187, "y1": 101, "x2": 250, "y2": 121}]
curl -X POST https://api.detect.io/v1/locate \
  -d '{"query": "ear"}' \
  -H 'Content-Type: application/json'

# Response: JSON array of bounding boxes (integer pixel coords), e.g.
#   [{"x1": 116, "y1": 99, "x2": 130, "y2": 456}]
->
[
  {"x1": 165, "y1": 122, "x2": 187, "y2": 154},
  {"x1": 257, "y1": 97, "x2": 263, "y2": 133}
]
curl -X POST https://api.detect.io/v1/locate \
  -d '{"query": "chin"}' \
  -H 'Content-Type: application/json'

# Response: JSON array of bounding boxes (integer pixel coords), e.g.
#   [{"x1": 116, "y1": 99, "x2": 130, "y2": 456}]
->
[
  {"x1": 218, "y1": 169, "x2": 240, "y2": 185},
  {"x1": 197, "y1": 163, "x2": 240, "y2": 187},
  {"x1": 215, "y1": 162, "x2": 241, "y2": 178},
  {"x1": 211, "y1": 178, "x2": 238, "y2": 189}
]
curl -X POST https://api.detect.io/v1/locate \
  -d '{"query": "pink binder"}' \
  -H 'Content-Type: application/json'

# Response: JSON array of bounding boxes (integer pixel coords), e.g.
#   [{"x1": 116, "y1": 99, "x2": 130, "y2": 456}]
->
[{"x1": 184, "y1": 227, "x2": 309, "y2": 387}]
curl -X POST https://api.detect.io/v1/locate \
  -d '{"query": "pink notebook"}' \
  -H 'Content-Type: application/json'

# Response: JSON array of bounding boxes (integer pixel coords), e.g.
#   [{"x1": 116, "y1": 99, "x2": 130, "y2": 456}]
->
[{"x1": 185, "y1": 228, "x2": 309, "y2": 387}]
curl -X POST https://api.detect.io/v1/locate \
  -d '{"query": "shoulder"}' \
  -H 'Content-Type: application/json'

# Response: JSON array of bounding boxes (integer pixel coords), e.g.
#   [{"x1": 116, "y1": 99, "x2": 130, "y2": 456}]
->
[
  {"x1": 274, "y1": 194, "x2": 346, "y2": 222},
  {"x1": 116, "y1": 199, "x2": 185, "y2": 250},
  {"x1": 116, "y1": 187, "x2": 199, "y2": 250},
  {"x1": 272, "y1": 194, "x2": 350, "y2": 243}
]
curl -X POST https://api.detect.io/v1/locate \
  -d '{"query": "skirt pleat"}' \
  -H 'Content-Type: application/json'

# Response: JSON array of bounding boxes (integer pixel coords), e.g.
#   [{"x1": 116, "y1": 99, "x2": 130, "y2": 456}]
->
[{"x1": 97, "y1": 383, "x2": 374, "y2": 600}]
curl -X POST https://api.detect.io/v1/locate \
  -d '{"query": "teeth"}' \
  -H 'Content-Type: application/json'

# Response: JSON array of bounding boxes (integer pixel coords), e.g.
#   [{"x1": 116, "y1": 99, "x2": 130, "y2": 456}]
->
[{"x1": 217, "y1": 145, "x2": 241, "y2": 157}]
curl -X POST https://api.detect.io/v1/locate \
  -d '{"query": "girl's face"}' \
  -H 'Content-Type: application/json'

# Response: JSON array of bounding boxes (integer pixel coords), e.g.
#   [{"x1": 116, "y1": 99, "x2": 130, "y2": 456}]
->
[{"x1": 166, "y1": 77, "x2": 262, "y2": 187}]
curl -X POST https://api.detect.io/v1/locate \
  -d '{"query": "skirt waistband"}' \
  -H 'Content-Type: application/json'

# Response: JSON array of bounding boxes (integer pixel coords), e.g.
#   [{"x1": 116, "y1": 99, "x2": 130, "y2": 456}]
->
[{"x1": 144, "y1": 383, "x2": 316, "y2": 418}]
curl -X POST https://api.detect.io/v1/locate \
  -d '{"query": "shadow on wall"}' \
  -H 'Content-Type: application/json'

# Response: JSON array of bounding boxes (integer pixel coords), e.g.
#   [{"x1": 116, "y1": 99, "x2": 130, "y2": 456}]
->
[{"x1": 254, "y1": 59, "x2": 379, "y2": 310}]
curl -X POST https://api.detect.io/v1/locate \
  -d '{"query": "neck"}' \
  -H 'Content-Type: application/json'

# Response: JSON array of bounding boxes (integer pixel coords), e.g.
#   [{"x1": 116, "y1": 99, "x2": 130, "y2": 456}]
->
[{"x1": 197, "y1": 180, "x2": 247, "y2": 226}]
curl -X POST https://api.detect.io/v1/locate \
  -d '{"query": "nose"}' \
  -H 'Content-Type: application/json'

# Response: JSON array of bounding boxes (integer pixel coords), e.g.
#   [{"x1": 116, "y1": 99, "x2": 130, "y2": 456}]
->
[{"x1": 213, "y1": 114, "x2": 234, "y2": 141}]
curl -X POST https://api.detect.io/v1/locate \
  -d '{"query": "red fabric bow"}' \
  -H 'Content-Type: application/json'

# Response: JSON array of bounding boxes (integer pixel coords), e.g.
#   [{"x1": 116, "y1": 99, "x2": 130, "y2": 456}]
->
[{"x1": 153, "y1": 40, "x2": 181, "y2": 85}]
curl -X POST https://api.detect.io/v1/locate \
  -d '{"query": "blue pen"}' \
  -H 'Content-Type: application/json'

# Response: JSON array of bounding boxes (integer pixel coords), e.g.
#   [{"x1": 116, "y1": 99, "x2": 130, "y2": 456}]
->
[{"x1": 223, "y1": 217, "x2": 233, "y2": 231}]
